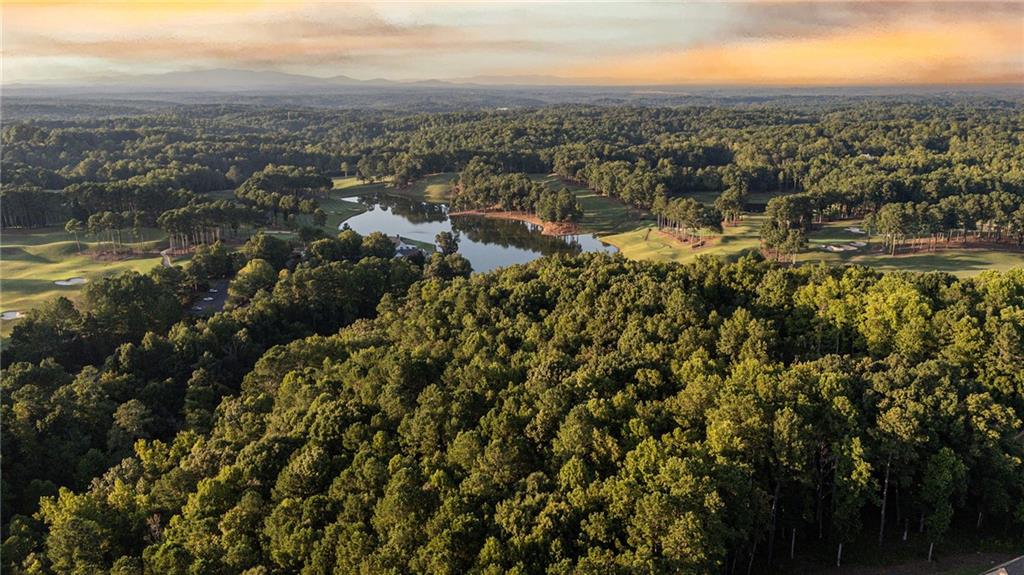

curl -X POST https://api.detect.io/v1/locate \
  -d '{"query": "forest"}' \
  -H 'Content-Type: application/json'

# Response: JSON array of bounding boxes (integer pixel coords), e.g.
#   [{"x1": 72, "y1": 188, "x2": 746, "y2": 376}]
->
[
  {"x1": 3, "y1": 102, "x2": 1023, "y2": 243},
  {"x1": 3, "y1": 249, "x2": 1023, "y2": 574},
  {"x1": 2, "y1": 97, "x2": 1024, "y2": 574}
]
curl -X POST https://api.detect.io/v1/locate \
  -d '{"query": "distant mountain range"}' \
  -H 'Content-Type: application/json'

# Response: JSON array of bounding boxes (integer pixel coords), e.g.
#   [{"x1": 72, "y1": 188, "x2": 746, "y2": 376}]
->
[
  {"x1": 4, "y1": 68, "x2": 617, "y2": 93},
  {"x1": 5, "y1": 69, "x2": 1020, "y2": 107}
]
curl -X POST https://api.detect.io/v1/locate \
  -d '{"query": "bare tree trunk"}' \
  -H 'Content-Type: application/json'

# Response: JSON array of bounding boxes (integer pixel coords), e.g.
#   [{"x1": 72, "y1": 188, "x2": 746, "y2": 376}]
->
[
  {"x1": 790, "y1": 528, "x2": 796, "y2": 560},
  {"x1": 836, "y1": 543, "x2": 843, "y2": 567},
  {"x1": 879, "y1": 455, "x2": 891, "y2": 545},
  {"x1": 927, "y1": 542, "x2": 934, "y2": 562},
  {"x1": 768, "y1": 483, "x2": 780, "y2": 565}
]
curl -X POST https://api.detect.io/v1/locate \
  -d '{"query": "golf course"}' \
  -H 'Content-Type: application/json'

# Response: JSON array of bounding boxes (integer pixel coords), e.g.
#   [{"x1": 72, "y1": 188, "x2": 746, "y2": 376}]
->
[
  {"x1": 5, "y1": 172, "x2": 1023, "y2": 336},
  {"x1": 332, "y1": 173, "x2": 1024, "y2": 276}
]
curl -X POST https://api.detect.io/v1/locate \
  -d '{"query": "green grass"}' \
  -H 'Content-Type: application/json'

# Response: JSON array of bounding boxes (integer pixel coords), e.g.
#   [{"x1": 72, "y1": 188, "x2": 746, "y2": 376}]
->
[
  {"x1": 331, "y1": 173, "x2": 457, "y2": 204},
  {"x1": 1, "y1": 227, "x2": 168, "y2": 334},
  {"x1": 602, "y1": 215, "x2": 764, "y2": 264},
  {"x1": 603, "y1": 210, "x2": 1024, "y2": 276},
  {"x1": 686, "y1": 189, "x2": 782, "y2": 208},
  {"x1": 527, "y1": 174, "x2": 652, "y2": 236},
  {"x1": 318, "y1": 192, "x2": 368, "y2": 231},
  {"x1": 799, "y1": 219, "x2": 1024, "y2": 277}
]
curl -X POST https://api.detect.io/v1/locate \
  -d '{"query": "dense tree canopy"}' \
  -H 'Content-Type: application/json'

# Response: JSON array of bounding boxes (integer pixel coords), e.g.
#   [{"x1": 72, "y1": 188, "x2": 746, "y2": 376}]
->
[{"x1": 4, "y1": 253, "x2": 1022, "y2": 574}]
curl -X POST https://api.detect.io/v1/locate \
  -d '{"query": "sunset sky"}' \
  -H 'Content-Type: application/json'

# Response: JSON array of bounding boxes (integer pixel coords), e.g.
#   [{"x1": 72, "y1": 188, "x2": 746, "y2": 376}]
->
[{"x1": 3, "y1": 1, "x2": 1022, "y2": 85}]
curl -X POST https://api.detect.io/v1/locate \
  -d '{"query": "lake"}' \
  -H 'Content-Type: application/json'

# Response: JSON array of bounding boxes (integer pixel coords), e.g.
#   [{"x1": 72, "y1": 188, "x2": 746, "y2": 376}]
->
[{"x1": 338, "y1": 194, "x2": 617, "y2": 273}]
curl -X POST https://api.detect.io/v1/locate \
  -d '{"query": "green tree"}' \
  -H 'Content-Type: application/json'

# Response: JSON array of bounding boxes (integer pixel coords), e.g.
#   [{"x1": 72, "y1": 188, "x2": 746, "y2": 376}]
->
[
  {"x1": 65, "y1": 219, "x2": 83, "y2": 253},
  {"x1": 435, "y1": 231, "x2": 460, "y2": 255},
  {"x1": 227, "y1": 259, "x2": 277, "y2": 308}
]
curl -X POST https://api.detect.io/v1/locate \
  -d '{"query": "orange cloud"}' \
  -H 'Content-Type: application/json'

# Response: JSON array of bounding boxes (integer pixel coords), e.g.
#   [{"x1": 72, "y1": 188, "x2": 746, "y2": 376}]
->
[{"x1": 557, "y1": 19, "x2": 1023, "y2": 85}]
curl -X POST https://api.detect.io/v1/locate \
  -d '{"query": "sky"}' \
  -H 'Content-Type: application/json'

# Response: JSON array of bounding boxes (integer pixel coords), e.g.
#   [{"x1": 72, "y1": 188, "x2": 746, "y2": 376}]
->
[{"x1": 3, "y1": 0, "x2": 1023, "y2": 86}]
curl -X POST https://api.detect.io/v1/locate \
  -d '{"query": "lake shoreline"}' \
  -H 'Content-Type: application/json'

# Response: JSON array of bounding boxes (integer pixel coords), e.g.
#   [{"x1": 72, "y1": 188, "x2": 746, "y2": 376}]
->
[{"x1": 448, "y1": 209, "x2": 580, "y2": 237}]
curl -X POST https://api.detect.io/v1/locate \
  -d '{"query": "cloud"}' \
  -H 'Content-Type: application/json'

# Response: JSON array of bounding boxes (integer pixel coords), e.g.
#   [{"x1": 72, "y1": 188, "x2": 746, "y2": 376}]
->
[
  {"x1": 3, "y1": 0, "x2": 1022, "y2": 84},
  {"x1": 555, "y1": 17, "x2": 1023, "y2": 85},
  {"x1": 2, "y1": 1, "x2": 557, "y2": 78},
  {"x1": 722, "y1": 0, "x2": 1024, "y2": 41}
]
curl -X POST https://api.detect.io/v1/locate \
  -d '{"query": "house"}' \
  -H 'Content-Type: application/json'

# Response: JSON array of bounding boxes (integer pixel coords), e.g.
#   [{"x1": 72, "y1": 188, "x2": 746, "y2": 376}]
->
[{"x1": 388, "y1": 234, "x2": 425, "y2": 259}]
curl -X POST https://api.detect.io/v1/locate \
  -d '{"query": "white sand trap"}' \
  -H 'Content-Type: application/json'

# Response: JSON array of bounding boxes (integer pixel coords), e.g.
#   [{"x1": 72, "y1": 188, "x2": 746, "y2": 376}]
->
[
  {"x1": 844, "y1": 227, "x2": 867, "y2": 234},
  {"x1": 203, "y1": 297, "x2": 214, "y2": 302},
  {"x1": 849, "y1": 241, "x2": 867, "y2": 247},
  {"x1": 1, "y1": 311, "x2": 24, "y2": 321},
  {"x1": 54, "y1": 277, "x2": 87, "y2": 286}
]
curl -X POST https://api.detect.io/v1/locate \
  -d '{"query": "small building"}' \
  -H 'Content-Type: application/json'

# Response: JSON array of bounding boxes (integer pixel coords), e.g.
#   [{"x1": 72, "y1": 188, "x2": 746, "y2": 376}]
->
[{"x1": 389, "y1": 234, "x2": 425, "y2": 259}]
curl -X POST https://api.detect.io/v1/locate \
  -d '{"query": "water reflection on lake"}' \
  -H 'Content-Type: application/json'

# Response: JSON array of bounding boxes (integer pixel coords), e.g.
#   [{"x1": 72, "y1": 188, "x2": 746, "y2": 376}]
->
[{"x1": 339, "y1": 194, "x2": 617, "y2": 273}]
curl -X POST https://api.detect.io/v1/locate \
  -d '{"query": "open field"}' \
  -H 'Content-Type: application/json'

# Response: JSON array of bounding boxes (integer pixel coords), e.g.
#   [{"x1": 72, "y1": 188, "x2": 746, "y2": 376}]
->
[
  {"x1": 319, "y1": 189, "x2": 369, "y2": 230},
  {"x1": 333, "y1": 173, "x2": 458, "y2": 204},
  {"x1": 798, "y1": 219, "x2": 1024, "y2": 276},
  {"x1": 603, "y1": 216, "x2": 764, "y2": 263},
  {"x1": 1, "y1": 227, "x2": 168, "y2": 334},
  {"x1": 604, "y1": 212, "x2": 1024, "y2": 276}
]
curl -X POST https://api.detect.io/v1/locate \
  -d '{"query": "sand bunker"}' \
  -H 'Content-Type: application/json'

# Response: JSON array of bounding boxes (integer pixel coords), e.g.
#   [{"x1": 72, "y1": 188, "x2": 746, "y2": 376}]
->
[
  {"x1": 203, "y1": 297, "x2": 214, "y2": 302},
  {"x1": 824, "y1": 245, "x2": 859, "y2": 252},
  {"x1": 54, "y1": 277, "x2": 87, "y2": 286},
  {"x1": 1, "y1": 311, "x2": 24, "y2": 321}
]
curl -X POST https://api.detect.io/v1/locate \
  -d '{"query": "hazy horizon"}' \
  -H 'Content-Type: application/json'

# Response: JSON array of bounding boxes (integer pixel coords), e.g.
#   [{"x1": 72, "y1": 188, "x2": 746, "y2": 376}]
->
[{"x1": 4, "y1": 1, "x2": 1023, "y2": 87}]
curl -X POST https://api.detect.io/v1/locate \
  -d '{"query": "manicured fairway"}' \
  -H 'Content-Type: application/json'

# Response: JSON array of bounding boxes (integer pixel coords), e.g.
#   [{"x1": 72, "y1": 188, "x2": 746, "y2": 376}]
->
[
  {"x1": 603, "y1": 216, "x2": 764, "y2": 264},
  {"x1": 331, "y1": 173, "x2": 457, "y2": 204},
  {"x1": 798, "y1": 219, "x2": 1024, "y2": 276},
  {"x1": 1, "y1": 227, "x2": 169, "y2": 334}
]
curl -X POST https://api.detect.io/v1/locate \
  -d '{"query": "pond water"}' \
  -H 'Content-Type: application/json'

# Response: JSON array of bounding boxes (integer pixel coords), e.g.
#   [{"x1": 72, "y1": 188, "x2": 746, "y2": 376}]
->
[{"x1": 339, "y1": 194, "x2": 617, "y2": 273}]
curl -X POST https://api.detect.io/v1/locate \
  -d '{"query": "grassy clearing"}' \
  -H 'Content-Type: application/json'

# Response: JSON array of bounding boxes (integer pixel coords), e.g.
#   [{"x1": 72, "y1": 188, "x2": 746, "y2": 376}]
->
[
  {"x1": 576, "y1": 190, "x2": 649, "y2": 235},
  {"x1": 1, "y1": 227, "x2": 168, "y2": 334},
  {"x1": 604, "y1": 208, "x2": 1024, "y2": 276},
  {"x1": 687, "y1": 190, "x2": 782, "y2": 208},
  {"x1": 603, "y1": 215, "x2": 764, "y2": 264},
  {"x1": 331, "y1": 173, "x2": 457, "y2": 204},
  {"x1": 318, "y1": 192, "x2": 368, "y2": 231},
  {"x1": 799, "y1": 219, "x2": 1024, "y2": 277}
]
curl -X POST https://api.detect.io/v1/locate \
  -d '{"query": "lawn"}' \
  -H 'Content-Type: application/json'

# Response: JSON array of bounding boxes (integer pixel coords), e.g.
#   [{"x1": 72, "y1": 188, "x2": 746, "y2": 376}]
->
[
  {"x1": 602, "y1": 215, "x2": 764, "y2": 264},
  {"x1": 799, "y1": 219, "x2": 1024, "y2": 277},
  {"x1": 331, "y1": 173, "x2": 457, "y2": 204},
  {"x1": 603, "y1": 210, "x2": 1024, "y2": 277},
  {"x1": 318, "y1": 190, "x2": 369, "y2": 231},
  {"x1": 1, "y1": 227, "x2": 169, "y2": 335}
]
